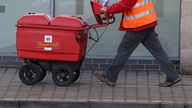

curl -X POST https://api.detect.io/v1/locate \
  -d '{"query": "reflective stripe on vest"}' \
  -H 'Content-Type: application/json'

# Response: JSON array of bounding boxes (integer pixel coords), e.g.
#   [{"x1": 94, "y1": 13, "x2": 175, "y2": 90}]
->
[
  {"x1": 122, "y1": 0, "x2": 157, "y2": 28},
  {"x1": 133, "y1": 0, "x2": 152, "y2": 9},
  {"x1": 124, "y1": 9, "x2": 155, "y2": 20}
]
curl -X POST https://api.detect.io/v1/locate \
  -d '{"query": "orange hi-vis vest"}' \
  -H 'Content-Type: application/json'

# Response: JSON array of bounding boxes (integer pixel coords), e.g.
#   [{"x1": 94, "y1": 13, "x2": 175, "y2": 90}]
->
[{"x1": 122, "y1": 0, "x2": 157, "y2": 29}]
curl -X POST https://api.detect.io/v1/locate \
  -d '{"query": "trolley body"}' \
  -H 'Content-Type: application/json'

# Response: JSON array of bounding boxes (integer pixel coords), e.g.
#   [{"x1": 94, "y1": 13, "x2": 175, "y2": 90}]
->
[{"x1": 16, "y1": 14, "x2": 88, "y2": 62}]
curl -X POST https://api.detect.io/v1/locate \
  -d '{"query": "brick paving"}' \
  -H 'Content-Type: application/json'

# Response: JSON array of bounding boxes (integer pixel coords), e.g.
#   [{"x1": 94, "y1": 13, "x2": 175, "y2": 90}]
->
[{"x1": 0, "y1": 67, "x2": 192, "y2": 107}]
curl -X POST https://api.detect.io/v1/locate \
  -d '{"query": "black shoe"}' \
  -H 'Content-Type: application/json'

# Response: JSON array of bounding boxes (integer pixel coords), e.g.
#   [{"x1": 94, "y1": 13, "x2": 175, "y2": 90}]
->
[
  {"x1": 95, "y1": 73, "x2": 115, "y2": 86},
  {"x1": 159, "y1": 78, "x2": 181, "y2": 87}
]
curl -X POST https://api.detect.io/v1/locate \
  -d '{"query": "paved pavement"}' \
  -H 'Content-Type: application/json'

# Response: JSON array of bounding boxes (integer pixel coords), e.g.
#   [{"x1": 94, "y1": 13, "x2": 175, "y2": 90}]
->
[{"x1": 0, "y1": 67, "x2": 192, "y2": 108}]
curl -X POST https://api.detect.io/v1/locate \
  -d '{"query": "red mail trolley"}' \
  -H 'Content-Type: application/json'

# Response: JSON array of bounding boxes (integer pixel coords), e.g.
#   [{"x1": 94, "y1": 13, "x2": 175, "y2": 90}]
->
[{"x1": 16, "y1": 0, "x2": 115, "y2": 86}]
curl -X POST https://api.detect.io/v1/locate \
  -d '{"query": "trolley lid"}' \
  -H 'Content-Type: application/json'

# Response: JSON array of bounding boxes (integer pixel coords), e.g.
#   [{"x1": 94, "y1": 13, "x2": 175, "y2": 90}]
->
[
  {"x1": 50, "y1": 15, "x2": 87, "y2": 29},
  {"x1": 16, "y1": 14, "x2": 88, "y2": 30},
  {"x1": 17, "y1": 13, "x2": 51, "y2": 26}
]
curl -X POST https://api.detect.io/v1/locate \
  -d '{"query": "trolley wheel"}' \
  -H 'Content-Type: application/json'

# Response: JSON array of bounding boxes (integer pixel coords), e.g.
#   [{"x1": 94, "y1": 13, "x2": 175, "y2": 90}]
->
[
  {"x1": 72, "y1": 70, "x2": 80, "y2": 82},
  {"x1": 35, "y1": 63, "x2": 47, "y2": 82},
  {"x1": 19, "y1": 63, "x2": 41, "y2": 85},
  {"x1": 52, "y1": 65, "x2": 74, "y2": 86}
]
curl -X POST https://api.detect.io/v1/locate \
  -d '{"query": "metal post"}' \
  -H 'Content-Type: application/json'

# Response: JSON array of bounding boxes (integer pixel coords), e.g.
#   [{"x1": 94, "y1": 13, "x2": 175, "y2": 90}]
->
[
  {"x1": 50, "y1": 0, "x2": 55, "y2": 17},
  {"x1": 76, "y1": 0, "x2": 84, "y2": 15}
]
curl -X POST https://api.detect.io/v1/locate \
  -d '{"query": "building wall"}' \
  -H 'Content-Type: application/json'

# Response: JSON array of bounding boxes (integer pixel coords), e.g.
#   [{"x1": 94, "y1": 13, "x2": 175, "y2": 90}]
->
[{"x1": 181, "y1": 0, "x2": 192, "y2": 74}]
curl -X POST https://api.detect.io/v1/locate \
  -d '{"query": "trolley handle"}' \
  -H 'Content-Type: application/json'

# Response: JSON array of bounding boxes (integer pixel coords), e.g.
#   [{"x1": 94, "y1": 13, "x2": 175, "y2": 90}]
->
[
  {"x1": 87, "y1": 0, "x2": 115, "y2": 29},
  {"x1": 88, "y1": 14, "x2": 115, "y2": 29}
]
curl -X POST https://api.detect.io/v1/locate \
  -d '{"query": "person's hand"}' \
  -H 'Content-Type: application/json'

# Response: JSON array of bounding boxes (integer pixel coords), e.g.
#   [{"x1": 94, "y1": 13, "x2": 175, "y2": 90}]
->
[{"x1": 101, "y1": 6, "x2": 107, "y2": 13}]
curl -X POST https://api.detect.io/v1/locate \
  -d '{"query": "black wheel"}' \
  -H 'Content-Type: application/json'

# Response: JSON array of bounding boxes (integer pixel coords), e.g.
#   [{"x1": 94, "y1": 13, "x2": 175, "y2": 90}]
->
[
  {"x1": 30, "y1": 61, "x2": 47, "y2": 82},
  {"x1": 36, "y1": 63, "x2": 47, "y2": 82},
  {"x1": 72, "y1": 70, "x2": 80, "y2": 82},
  {"x1": 52, "y1": 65, "x2": 74, "y2": 86},
  {"x1": 19, "y1": 63, "x2": 41, "y2": 85}
]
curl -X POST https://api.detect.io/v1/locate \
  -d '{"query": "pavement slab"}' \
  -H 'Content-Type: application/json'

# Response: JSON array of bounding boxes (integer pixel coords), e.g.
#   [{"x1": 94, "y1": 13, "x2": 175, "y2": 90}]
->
[{"x1": 0, "y1": 67, "x2": 191, "y2": 108}]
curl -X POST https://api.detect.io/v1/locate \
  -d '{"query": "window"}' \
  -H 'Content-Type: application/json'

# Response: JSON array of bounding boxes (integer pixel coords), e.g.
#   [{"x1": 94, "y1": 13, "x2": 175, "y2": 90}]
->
[
  {"x1": 0, "y1": 0, "x2": 50, "y2": 55},
  {"x1": 0, "y1": 0, "x2": 181, "y2": 59}
]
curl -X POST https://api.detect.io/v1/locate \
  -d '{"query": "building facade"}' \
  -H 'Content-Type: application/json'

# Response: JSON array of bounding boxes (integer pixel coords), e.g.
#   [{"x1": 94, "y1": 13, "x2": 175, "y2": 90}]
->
[
  {"x1": 0, "y1": 0, "x2": 191, "y2": 74},
  {"x1": 181, "y1": 0, "x2": 192, "y2": 74}
]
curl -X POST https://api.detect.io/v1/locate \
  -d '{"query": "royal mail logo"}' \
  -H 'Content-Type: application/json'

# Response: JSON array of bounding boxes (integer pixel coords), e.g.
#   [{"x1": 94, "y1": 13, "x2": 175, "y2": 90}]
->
[
  {"x1": 36, "y1": 35, "x2": 60, "y2": 51},
  {"x1": 44, "y1": 35, "x2": 52, "y2": 42}
]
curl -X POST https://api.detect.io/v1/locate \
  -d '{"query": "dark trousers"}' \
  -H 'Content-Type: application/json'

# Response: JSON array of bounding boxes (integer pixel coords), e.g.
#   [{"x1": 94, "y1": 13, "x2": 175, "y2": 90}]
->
[{"x1": 106, "y1": 27, "x2": 179, "y2": 83}]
